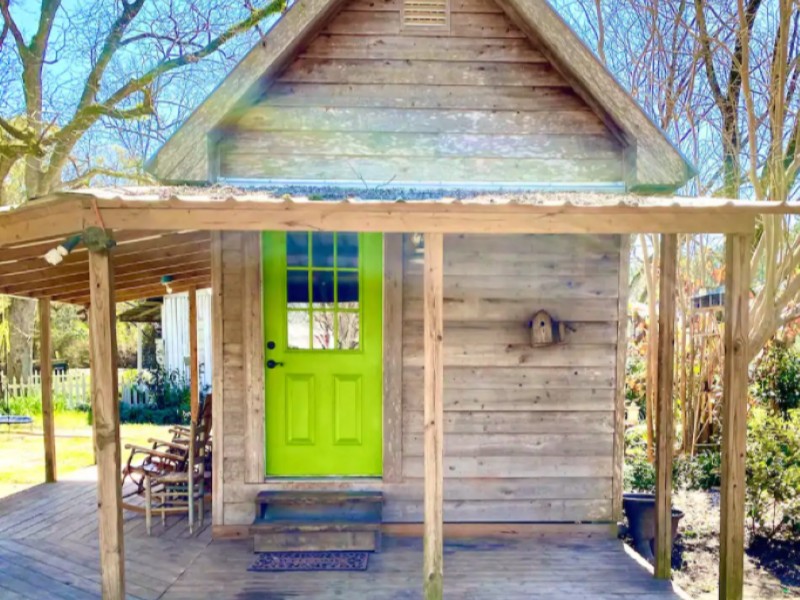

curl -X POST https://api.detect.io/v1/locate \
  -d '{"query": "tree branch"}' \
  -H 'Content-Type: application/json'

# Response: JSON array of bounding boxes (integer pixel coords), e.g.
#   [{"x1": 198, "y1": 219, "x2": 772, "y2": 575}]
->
[
  {"x1": 61, "y1": 165, "x2": 154, "y2": 189},
  {"x1": 41, "y1": 0, "x2": 286, "y2": 190},
  {"x1": 30, "y1": 0, "x2": 62, "y2": 58},
  {"x1": 0, "y1": 0, "x2": 26, "y2": 52},
  {"x1": 73, "y1": 0, "x2": 146, "y2": 124}
]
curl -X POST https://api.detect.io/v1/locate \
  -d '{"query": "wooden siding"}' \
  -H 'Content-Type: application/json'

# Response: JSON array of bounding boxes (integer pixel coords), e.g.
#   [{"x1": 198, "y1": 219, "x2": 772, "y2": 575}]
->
[
  {"x1": 217, "y1": 232, "x2": 621, "y2": 525},
  {"x1": 217, "y1": 0, "x2": 625, "y2": 186},
  {"x1": 389, "y1": 233, "x2": 620, "y2": 522}
]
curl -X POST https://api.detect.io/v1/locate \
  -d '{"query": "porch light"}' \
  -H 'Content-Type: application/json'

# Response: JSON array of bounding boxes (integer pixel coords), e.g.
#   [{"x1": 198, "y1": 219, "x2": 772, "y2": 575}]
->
[
  {"x1": 43, "y1": 234, "x2": 82, "y2": 265},
  {"x1": 161, "y1": 275, "x2": 174, "y2": 294}
]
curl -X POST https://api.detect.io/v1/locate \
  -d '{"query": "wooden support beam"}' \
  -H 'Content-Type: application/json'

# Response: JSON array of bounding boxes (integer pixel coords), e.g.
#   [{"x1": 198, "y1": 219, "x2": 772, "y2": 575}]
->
[
  {"x1": 719, "y1": 233, "x2": 750, "y2": 600},
  {"x1": 654, "y1": 233, "x2": 677, "y2": 579},
  {"x1": 39, "y1": 298, "x2": 56, "y2": 483},
  {"x1": 188, "y1": 286, "x2": 200, "y2": 422},
  {"x1": 383, "y1": 233, "x2": 404, "y2": 483},
  {"x1": 243, "y1": 232, "x2": 265, "y2": 483},
  {"x1": 612, "y1": 235, "x2": 631, "y2": 522},
  {"x1": 210, "y1": 232, "x2": 225, "y2": 526},
  {"x1": 57, "y1": 273, "x2": 211, "y2": 305},
  {"x1": 88, "y1": 249, "x2": 126, "y2": 599},
  {"x1": 423, "y1": 232, "x2": 444, "y2": 600}
]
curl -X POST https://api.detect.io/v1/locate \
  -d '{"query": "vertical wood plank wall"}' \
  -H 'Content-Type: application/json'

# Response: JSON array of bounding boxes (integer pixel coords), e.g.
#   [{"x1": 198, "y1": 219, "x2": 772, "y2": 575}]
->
[
  {"x1": 217, "y1": 0, "x2": 624, "y2": 186},
  {"x1": 215, "y1": 232, "x2": 623, "y2": 525}
]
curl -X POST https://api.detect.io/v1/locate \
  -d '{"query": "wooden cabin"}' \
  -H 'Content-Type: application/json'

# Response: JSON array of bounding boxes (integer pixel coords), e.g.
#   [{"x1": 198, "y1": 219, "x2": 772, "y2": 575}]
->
[
  {"x1": 0, "y1": 0, "x2": 777, "y2": 597},
  {"x1": 147, "y1": 0, "x2": 694, "y2": 538}
]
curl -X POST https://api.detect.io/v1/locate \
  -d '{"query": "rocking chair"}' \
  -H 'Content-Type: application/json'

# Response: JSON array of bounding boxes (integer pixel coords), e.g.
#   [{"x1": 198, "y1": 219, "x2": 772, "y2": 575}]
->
[
  {"x1": 121, "y1": 394, "x2": 212, "y2": 500},
  {"x1": 144, "y1": 418, "x2": 208, "y2": 535}
]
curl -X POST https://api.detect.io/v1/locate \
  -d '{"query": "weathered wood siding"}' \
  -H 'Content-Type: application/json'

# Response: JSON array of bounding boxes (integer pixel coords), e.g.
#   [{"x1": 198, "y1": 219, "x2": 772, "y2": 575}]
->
[
  {"x1": 217, "y1": 0, "x2": 625, "y2": 186},
  {"x1": 217, "y1": 232, "x2": 252, "y2": 525},
  {"x1": 389, "y1": 233, "x2": 619, "y2": 522},
  {"x1": 216, "y1": 232, "x2": 621, "y2": 525}
]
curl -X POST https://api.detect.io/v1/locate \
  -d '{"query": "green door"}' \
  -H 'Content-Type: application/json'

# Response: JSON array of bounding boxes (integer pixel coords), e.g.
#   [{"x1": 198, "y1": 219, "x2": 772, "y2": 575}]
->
[{"x1": 263, "y1": 231, "x2": 383, "y2": 476}]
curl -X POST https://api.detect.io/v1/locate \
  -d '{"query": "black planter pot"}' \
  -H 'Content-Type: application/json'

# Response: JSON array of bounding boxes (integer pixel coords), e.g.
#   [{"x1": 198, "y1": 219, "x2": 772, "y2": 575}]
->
[{"x1": 622, "y1": 493, "x2": 685, "y2": 563}]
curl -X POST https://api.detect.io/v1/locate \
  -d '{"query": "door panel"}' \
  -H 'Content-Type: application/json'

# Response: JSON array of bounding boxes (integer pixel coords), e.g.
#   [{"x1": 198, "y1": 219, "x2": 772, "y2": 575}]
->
[{"x1": 263, "y1": 231, "x2": 383, "y2": 476}]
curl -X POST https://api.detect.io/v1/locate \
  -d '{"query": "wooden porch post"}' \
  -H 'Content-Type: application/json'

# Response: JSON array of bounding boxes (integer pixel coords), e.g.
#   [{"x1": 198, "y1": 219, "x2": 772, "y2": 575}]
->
[
  {"x1": 423, "y1": 233, "x2": 444, "y2": 600},
  {"x1": 719, "y1": 233, "x2": 750, "y2": 600},
  {"x1": 39, "y1": 298, "x2": 56, "y2": 483},
  {"x1": 188, "y1": 286, "x2": 200, "y2": 422},
  {"x1": 88, "y1": 248, "x2": 126, "y2": 600},
  {"x1": 654, "y1": 233, "x2": 677, "y2": 579}
]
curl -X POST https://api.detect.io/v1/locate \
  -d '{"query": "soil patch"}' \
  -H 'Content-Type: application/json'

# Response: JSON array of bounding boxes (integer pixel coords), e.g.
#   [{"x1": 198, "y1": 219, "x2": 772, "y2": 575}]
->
[{"x1": 623, "y1": 490, "x2": 800, "y2": 599}]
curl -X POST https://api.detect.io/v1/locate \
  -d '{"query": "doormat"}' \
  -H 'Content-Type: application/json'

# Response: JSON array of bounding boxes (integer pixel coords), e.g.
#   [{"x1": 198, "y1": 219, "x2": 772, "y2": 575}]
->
[{"x1": 248, "y1": 551, "x2": 370, "y2": 572}]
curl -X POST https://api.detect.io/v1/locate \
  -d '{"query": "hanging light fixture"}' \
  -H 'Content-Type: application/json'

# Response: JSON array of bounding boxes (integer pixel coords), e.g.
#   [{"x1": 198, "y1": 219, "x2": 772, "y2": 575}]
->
[
  {"x1": 161, "y1": 275, "x2": 175, "y2": 295},
  {"x1": 44, "y1": 235, "x2": 82, "y2": 266}
]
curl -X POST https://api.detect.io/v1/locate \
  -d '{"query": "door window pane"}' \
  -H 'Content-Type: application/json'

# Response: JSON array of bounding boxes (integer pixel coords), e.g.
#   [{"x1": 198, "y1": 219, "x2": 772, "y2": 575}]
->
[
  {"x1": 337, "y1": 313, "x2": 360, "y2": 350},
  {"x1": 312, "y1": 233, "x2": 335, "y2": 267},
  {"x1": 287, "y1": 232, "x2": 309, "y2": 267},
  {"x1": 337, "y1": 233, "x2": 359, "y2": 268},
  {"x1": 287, "y1": 270, "x2": 309, "y2": 306},
  {"x1": 312, "y1": 271, "x2": 335, "y2": 304},
  {"x1": 288, "y1": 311, "x2": 311, "y2": 349},
  {"x1": 313, "y1": 312, "x2": 335, "y2": 349},
  {"x1": 338, "y1": 271, "x2": 359, "y2": 307}
]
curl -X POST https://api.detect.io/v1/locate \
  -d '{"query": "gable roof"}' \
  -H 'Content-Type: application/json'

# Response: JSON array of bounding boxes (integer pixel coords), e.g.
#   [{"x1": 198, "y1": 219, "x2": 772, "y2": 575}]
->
[{"x1": 147, "y1": 0, "x2": 695, "y2": 192}]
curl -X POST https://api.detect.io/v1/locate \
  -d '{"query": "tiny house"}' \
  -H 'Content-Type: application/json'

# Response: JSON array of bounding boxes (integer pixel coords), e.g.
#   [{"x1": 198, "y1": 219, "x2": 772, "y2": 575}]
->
[
  {"x1": 0, "y1": 0, "x2": 766, "y2": 596},
  {"x1": 147, "y1": 0, "x2": 693, "y2": 538}
]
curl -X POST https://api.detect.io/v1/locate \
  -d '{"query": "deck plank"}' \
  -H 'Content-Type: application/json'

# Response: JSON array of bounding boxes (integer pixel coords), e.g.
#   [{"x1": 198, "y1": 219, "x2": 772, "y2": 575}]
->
[{"x1": 0, "y1": 469, "x2": 686, "y2": 600}]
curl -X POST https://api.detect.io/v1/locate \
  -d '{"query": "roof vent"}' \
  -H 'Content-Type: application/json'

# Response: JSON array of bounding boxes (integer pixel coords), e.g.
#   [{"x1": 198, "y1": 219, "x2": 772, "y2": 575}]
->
[{"x1": 402, "y1": 0, "x2": 450, "y2": 33}]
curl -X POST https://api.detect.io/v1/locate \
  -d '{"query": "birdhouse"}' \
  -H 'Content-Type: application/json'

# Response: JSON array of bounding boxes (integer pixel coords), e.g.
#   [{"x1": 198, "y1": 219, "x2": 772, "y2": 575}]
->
[{"x1": 529, "y1": 310, "x2": 567, "y2": 347}]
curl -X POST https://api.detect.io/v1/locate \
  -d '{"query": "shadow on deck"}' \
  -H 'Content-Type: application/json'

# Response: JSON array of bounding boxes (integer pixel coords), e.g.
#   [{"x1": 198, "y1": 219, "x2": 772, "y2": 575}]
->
[{"x1": 0, "y1": 468, "x2": 688, "y2": 599}]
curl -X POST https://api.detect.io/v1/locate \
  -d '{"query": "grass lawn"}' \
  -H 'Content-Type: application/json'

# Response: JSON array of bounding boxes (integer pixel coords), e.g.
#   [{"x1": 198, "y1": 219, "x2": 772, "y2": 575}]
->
[{"x1": 0, "y1": 410, "x2": 171, "y2": 499}]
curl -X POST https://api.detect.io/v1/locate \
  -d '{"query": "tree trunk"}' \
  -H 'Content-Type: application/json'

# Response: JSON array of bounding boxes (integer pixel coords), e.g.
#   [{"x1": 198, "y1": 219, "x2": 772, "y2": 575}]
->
[{"x1": 7, "y1": 297, "x2": 36, "y2": 379}]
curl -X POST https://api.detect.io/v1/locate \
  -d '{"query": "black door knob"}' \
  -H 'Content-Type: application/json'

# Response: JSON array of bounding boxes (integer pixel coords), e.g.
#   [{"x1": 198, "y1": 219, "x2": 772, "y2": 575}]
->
[{"x1": 266, "y1": 360, "x2": 284, "y2": 369}]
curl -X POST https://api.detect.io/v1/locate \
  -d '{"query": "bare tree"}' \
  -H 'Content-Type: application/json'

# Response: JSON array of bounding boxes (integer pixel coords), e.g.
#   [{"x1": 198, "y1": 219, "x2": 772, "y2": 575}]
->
[
  {"x1": 556, "y1": 0, "x2": 799, "y2": 459},
  {"x1": 0, "y1": 0, "x2": 286, "y2": 378}
]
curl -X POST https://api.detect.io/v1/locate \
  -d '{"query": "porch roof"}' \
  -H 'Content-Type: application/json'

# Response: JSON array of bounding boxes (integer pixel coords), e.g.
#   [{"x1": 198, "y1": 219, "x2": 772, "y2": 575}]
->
[
  {"x1": 0, "y1": 185, "x2": 794, "y2": 304},
  {"x1": 0, "y1": 229, "x2": 210, "y2": 305}
]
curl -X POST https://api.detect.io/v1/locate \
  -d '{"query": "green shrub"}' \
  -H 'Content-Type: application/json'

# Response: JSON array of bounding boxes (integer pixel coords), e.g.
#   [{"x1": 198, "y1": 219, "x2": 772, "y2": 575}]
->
[
  {"x1": 625, "y1": 453, "x2": 657, "y2": 493},
  {"x1": 624, "y1": 424, "x2": 722, "y2": 493},
  {"x1": 118, "y1": 368, "x2": 190, "y2": 425},
  {"x1": 674, "y1": 450, "x2": 721, "y2": 491},
  {"x1": 746, "y1": 408, "x2": 800, "y2": 539},
  {"x1": 753, "y1": 340, "x2": 800, "y2": 415},
  {"x1": 624, "y1": 425, "x2": 656, "y2": 492}
]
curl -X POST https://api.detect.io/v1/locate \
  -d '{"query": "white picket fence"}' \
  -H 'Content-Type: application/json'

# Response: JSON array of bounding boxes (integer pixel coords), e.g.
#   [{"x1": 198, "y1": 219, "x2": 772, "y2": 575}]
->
[{"x1": 0, "y1": 369, "x2": 150, "y2": 409}]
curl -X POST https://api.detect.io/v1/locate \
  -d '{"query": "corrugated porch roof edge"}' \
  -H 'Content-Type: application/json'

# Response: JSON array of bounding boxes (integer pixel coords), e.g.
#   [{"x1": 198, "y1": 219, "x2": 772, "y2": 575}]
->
[{"x1": 0, "y1": 186, "x2": 796, "y2": 249}]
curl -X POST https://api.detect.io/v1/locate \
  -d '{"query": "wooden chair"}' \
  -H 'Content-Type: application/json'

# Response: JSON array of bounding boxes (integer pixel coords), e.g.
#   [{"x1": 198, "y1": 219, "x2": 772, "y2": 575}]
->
[
  {"x1": 144, "y1": 418, "x2": 208, "y2": 535},
  {"x1": 121, "y1": 394, "x2": 212, "y2": 499}
]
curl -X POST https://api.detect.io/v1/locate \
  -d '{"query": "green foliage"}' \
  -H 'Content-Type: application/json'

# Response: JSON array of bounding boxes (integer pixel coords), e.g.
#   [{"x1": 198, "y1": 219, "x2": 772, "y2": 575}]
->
[
  {"x1": 746, "y1": 408, "x2": 800, "y2": 540},
  {"x1": 624, "y1": 425, "x2": 656, "y2": 492},
  {"x1": 625, "y1": 355, "x2": 648, "y2": 421},
  {"x1": 675, "y1": 451, "x2": 721, "y2": 491},
  {"x1": 50, "y1": 304, "x2": 90, "y2": 368},
  {"x1": 118, "y1": 368, "x2": 190, "y2": 425},
  {"x1": 0, "y1": 394, "x2": 89, "y2": 416},
  {"x1": 624, "y1": 424, "x2": 722, "y2": 493},
  {"x1": 753, "y1": 340, "x2": 800, "y2": 416}
]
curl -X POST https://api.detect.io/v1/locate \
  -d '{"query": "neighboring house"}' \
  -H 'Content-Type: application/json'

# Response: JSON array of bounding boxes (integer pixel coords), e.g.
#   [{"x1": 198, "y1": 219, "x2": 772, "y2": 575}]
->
[
  {"x1": 161, "y1": 289, "x2": 213, "y2": 388},
  {"x1": 147, "y1": 0, "x2": 691, "y2": 531}
]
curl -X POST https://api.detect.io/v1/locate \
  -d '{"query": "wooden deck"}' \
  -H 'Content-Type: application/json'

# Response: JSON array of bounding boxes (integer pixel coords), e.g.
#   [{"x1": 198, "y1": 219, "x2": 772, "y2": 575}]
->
[{"x1": 0, "y1": 468, "x2": 688, "y2": 599}]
